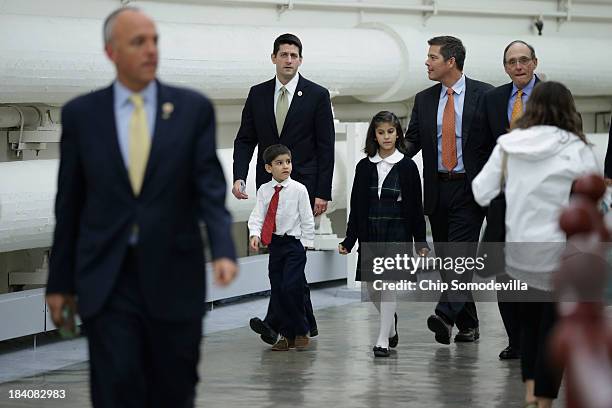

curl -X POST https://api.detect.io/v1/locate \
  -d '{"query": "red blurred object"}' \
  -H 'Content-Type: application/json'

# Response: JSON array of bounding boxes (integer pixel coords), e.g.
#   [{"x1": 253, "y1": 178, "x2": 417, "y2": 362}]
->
[{"x1": 551, "y1": 174, "x2": 612, "y2": 408}]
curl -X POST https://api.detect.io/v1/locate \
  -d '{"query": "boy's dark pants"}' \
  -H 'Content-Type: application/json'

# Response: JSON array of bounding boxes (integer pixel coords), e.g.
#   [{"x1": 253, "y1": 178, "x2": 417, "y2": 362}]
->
[{"x1": 268, "y1": 235, "x2": 309, "y2": 338}]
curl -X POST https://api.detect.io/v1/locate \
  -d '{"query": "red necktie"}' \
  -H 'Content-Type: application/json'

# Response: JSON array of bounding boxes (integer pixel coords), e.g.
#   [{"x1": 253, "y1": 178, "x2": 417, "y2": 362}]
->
[
  {"x1": 441, "y1": 87, "x2": 457, "y2": 172},
  {"x1": 261, "y1": 185, "x2": 283, "y2": 245}
]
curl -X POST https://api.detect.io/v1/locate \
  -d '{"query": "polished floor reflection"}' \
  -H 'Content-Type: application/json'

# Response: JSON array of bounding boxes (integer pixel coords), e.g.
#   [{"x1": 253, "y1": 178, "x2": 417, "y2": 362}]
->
[{"x1": 0, "y1": 299, "x2": 566, "y2": 407}]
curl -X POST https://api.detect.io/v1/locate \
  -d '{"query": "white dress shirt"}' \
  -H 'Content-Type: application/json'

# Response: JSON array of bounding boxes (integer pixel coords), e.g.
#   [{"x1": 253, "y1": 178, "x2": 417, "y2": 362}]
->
[
  {"x1": 248, "y1": 177, "x2": 315, "y2": 247},
  {"x1": 113, "y1": 80, "x2": 157, "y2": 168},
  {"x1": 113, "y1": 79, "x2": 157, "y2": 244},
  {"x1": 368, "y1": 149, "x2": 405, "y2": 200},
  {"x1": 273, "y1": 73, "x2": 300, "y2": 113}
]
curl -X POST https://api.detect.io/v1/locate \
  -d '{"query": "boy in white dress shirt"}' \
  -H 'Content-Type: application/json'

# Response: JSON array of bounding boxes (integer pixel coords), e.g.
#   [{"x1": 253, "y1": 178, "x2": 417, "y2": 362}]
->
[{"x1": 248, "y1": 144, "x2": 315, "y2": 351}]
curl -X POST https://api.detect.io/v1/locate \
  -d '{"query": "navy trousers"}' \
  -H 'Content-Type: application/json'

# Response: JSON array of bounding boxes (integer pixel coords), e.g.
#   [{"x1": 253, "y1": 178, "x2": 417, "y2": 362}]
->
[
  {"x1": 263, "y1": 173, "x2": 317, "y2": 333},
  {"x1": 429, "y1": 177, "x2": 483, "y2": 330},
  {"x1": 84, "y1": 249, "x2": 202, "y2": 408},
  {"x1": 264, "y1": 286, "x2": 316, "y2": 333},
  {"x1": 267, "y1": 235, "x2": 309, "y2": 338}
]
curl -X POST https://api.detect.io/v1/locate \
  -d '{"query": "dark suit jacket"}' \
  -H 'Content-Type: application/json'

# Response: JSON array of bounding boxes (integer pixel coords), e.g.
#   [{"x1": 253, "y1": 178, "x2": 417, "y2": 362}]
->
[
  {"x1": 233, "y1": 74, "x2": 335, "y2": 201},
  {"x1": 340, "y1": 156, "x2": 429, "y2": 253},
  {"x1": 605, "y1": 119, "x2": 612, "y2": 178},
  {"x1": 47, "y1": 80, "x2": 236, "y2": 321},
  {"x1": 466, "y1": 76, "x2": 540, "y2": 241},
  {"x1": 467, "y1": 76, "x2": 541, "y2": 177},
  {"x1": 405, "y1": 77, "x2": 493, "y2": 215}
]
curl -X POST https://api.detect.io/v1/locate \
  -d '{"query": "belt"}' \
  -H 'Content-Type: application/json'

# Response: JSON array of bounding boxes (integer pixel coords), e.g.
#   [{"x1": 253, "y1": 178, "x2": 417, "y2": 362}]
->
[
  {"x1": 271, "y1": 234, "x2": 299, "y2": 243},
  {"x1": 437, "y1": 172, "x2": 466, "y2": 181}
]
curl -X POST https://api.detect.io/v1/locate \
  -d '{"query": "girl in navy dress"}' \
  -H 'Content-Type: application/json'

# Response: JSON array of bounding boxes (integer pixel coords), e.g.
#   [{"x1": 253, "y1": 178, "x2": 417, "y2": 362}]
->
[{"x1": 339, "y1": 111, "x2": 429, "y2": 357}]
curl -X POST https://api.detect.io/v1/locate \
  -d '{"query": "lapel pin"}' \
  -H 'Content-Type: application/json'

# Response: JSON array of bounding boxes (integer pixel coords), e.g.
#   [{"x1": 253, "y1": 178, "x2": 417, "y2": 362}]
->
[
  {"x1": 162, "y1": 102, "x2": 174, "y2": 120},
  {"x1": 297, "y1": 91, "x2": 303, "y2": 97}
]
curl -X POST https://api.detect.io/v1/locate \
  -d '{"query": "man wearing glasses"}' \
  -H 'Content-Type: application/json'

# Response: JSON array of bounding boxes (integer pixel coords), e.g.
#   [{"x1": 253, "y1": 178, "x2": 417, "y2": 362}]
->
[{"x1": 467, "y1": 40, "x2": 540, "y2": 360}]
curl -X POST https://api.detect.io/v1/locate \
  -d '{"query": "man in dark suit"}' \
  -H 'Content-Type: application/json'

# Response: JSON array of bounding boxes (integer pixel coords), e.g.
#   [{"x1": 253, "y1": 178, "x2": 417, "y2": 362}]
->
[
  {"x1": 405, "y1": 36, "x2": 493, "y2": 345},
  {"x1": 45, "y1": 8, "x2": 237, "y2": 407},
  {"x1": 467, "y1": 40, "x2": 540, "y2": 360},
  {"x1": 232, "y1": 33, "x2": 335, "y2": 344}
]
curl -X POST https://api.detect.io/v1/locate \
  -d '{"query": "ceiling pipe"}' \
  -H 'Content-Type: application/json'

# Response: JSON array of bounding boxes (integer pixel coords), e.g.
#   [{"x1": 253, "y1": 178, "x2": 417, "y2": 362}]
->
[{"x1": 162, "y1": 0, "x2": 612, "y2": 22}]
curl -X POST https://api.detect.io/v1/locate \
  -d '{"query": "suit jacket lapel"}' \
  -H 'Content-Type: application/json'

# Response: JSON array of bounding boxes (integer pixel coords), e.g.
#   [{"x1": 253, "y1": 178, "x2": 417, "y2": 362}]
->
[
  {"x1": 428, "y1": 84, "x2": 441, "y2": 148},
  {"x1": 461, "y1": 77, "x2": 477, "y2": 148},
  {"x1": 499, "y1": 82, "x2": 513, "y2": 132},
  {"x1": 264, "y1": 78, "x2": 279, "y2": 138},
  {"x1": 143, "y1": 80, "x2": 174, "y2": 192},
  {"x1": 99, "y1": 85, "x2": 132, "y2": 193},
  {"x1": 280, "y1": 74, "x2": 307, "y2": 138}
]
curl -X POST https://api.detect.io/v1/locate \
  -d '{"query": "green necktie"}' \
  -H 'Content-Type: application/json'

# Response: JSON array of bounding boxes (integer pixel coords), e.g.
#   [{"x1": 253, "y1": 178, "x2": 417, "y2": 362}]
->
[
  {"x1": 128, "y1": 94, "x2": 151, "y2": 196},
  {"x1": 275, "y1": 86, "x2": 288, "y2": 135}
]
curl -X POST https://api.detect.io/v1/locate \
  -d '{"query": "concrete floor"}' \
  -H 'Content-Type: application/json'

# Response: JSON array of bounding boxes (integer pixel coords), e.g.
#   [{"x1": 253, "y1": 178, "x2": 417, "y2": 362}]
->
[{"x1": 0, "y1": 288, "x2": 566, "y2": 407}]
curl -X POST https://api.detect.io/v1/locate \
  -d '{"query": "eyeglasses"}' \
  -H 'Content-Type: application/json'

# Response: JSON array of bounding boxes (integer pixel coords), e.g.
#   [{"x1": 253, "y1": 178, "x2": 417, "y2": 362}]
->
[{"x1": 504, "y1": 57, "x2": 533, "y2": 66}]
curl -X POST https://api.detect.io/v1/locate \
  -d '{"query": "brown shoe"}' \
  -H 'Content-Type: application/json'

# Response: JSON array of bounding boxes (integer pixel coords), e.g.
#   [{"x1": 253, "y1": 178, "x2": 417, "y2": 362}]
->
[
  {"x1": 294, "y1": 335, "x2": 309, "y2": 350},
  {"x1": 271, "y1": 337, "x2": 290, "y2": 351}
]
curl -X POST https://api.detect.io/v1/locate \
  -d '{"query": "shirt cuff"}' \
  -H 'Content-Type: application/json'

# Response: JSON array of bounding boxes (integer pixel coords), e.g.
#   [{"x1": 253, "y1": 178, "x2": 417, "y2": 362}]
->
[{"x1": 301, "y1": 238, "x2": 314, "y2": 248}]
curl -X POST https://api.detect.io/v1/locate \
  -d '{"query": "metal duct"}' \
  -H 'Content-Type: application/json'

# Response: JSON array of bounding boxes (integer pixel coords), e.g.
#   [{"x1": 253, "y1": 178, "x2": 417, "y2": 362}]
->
[
  {"x1": 2, "y1": 11, "x2": 612, "y2": 105},
  {"x1": 0, "y1": 143, "x2": 348, "y2": 253}
]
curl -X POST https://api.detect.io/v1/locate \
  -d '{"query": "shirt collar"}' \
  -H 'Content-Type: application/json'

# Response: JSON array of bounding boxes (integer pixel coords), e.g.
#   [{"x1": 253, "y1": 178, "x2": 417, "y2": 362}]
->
[
  {"x1": 114, "y1": 79, "x2": 157, "y2": 107},
  {"x1": 440, "y1": 73, "x2": 465, "y2": 97},
  {"x1": 272, "y1": 176, "x2": 292, "y2": 188},
  {"x1": 512, "y1": 74, "x2": 537, "y2": 98},
  {"x1": 275, "y1": 73, "x2": 300, "y2": 96},
  {"x1": 369, "y1": 149, "x2": 404, "y2": 164}
]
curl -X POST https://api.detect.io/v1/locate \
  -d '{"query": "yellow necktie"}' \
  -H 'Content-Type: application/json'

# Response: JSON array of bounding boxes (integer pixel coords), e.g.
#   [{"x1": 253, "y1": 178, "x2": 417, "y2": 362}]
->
[
  {"x1": 276, "y1": 86, "x2": 288, "y2": 135},
  {"x1": 510, "y1": 89, "x2": 524, "y2": 126},
  {"x1": 128, "y1": 94, "x2": 151, "y2": 196}
]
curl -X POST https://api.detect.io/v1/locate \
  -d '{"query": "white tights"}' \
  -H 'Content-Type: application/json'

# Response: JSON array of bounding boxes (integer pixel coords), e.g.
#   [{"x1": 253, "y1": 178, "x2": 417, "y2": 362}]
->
[{"x1": 366, "y1": 282, "x2": 397, "y2": 349}]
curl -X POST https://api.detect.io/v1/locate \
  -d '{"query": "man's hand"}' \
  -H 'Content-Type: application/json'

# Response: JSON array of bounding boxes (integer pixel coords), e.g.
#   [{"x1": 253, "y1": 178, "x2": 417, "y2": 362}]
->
[
  {"x1": 46, "y1": 293, "x2": 77, "y2": 328},
  {"x1": 250, "y1": 236, "x2": 261, "y2": 252},
  {"x1": 338, "y1": 244, "x2": 348, "y2": 255},
  {"x1": 213, "y1": 258, "x2": 238, "y2": 286},
  {"x1": 313, "y1": 198, "x2": 328, "y2": 216},
  {"x1": 418, "y1": 248, "x2": 430, "y2": 257},
  {"x1": 232, "y1": 180, "x2": 248, "y2": 199}
]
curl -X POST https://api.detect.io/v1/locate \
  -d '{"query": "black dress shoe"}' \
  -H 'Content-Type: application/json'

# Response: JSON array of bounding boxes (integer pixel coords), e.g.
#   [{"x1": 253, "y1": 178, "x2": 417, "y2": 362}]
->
[
  {"x1": 454, "y1": 327, "x2": 480, "y2": 343},
  {"x1": 249, "y1": 317, "x2": 278, "y2": 345},
  {"x1": 373, "y1": 346, "x2": 390, "y2": 357},
  {"x1": 309, "y1": 327, "x2": 318, "y2": 337},
  {"x1": 389, "y1": 313, "x2": 398, "y2": 348},
  {"x1": 499, "y1": 345, "x2": 520, "y2": 360},
  {"x1": 427, "y1": 314, "x2": 452, "y2": 345}
]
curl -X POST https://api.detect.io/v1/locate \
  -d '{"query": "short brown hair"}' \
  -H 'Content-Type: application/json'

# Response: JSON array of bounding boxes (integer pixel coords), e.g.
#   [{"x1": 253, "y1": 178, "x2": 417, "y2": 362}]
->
[
  {"x1": 263, "y1": 144, "x2": 292, "y2": 164},
  {"x1": 428, "y1": 36, "x2": 466, "y2": 71},
  {"x1": 273, "y1": 34, "x2": 302, "y2": 57}
]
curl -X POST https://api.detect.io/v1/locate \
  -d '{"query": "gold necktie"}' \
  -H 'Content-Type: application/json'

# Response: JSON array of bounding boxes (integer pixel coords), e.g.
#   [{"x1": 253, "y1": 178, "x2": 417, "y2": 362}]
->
[
  {"x1": 441, "y1": 87, "x2": 457, "y2": 172},
  {"x1": 128, "y1": 94, "x2": 151, "y2": 196},
  {"x1": 510, "y1": 89, "x2": 524, "y2": 126},
  {"x1": 276, "y1": 86, "x2": 288, "y2": 135}
]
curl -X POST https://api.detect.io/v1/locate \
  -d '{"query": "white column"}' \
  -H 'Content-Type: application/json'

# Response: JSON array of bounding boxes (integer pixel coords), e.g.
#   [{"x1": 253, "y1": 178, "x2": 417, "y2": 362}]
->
[{"x1": 344, "y1": 122, "x2": 369, "y2": 289}]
